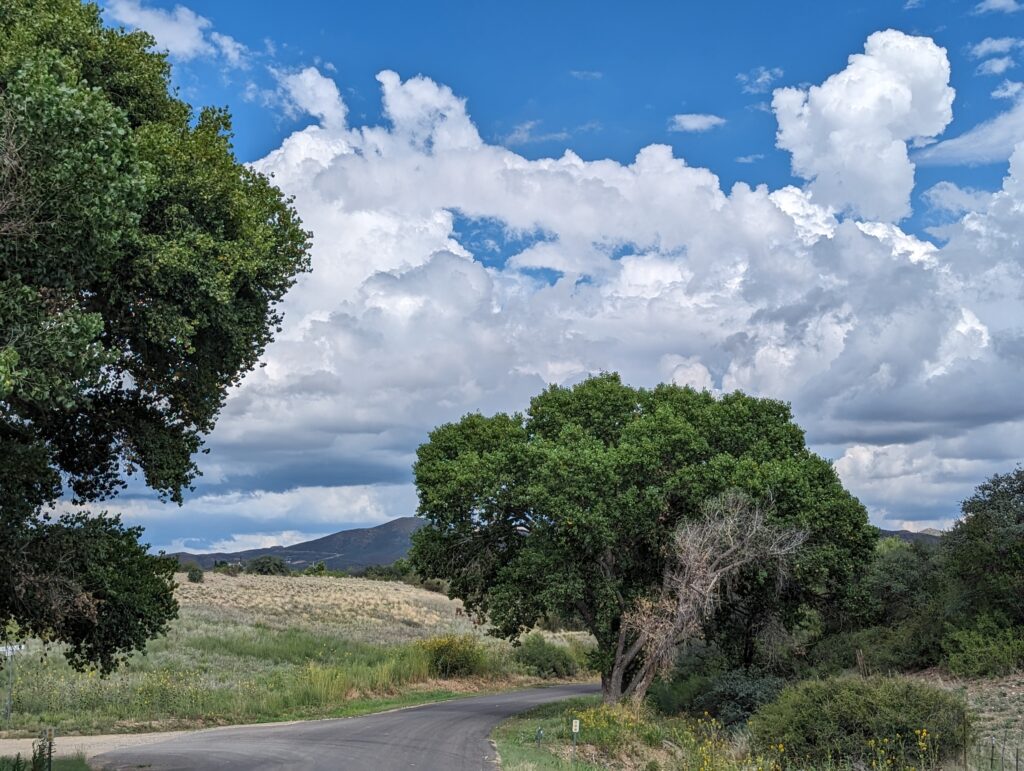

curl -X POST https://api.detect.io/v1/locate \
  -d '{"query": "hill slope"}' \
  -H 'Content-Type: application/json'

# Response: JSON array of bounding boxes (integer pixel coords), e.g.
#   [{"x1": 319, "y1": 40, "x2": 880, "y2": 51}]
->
[
  {"x1": 172, "y1": 516, "x2": 424, "y2": 571},
  {"x1": 878, "y1": 527, "x2": 942, "y2": 545}
]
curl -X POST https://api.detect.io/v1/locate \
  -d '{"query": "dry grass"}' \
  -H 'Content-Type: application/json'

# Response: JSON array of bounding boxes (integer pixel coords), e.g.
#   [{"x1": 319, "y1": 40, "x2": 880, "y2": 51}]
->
[
  {"x1": 176, "y1": 573, "x2": 475, "y2": 643},
  {"x1": 914, "y1": 669, "x2": 1024, "y2": 747},
  {"x1": 2, "y1": 574, "x2": 592, "y2": 738}
]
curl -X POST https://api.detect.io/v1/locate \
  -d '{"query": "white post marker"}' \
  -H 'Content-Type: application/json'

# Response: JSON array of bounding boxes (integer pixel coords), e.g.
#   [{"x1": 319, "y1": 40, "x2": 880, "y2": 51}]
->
[{"x1": 571, "y1": 718, "x2": 579, "y2": 765}]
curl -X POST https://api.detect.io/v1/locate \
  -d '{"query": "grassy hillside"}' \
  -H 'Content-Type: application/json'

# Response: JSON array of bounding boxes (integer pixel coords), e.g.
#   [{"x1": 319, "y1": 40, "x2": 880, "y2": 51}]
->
[
  {"x1": 170, "y1": 517, "x2": 423, "y2": 572},
  {"x1": 1, "y1": 573, "x2": 590, "y2": 737}
]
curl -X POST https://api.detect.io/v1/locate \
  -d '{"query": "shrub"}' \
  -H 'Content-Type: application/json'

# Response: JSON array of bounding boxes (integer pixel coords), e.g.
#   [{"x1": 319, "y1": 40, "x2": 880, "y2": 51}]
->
[
  {"x1": 749, "y1": 675, "x2": 973, "y2": 765},
  {"x1": 809, "y1": 621, "x2": 941, "y2": 676},
  {"x1": 648, "y1": 673, "x2": 711, "y2": 716},
  {"x1": 513, "y1": 633, "x2": 578, "y2": 678},
  {"x1": 419, "y1": 634, "x2": 485, "y2": 677},
  {"x1": 244, "y1": 556, "x2": 291, "y2": 576},
  {"x1": 692, "y1": 670, "x2": 786, "y2": 727},
  {"x1": 186, "y1": 566, "x2": 204, "y2": 583},
  {"x1": 648, "y1": 669, "x2": 783, "y2": 725},
  {"x1": 943, "y1": 618, "x2": 1024, "y2": 677},
  {"x1": 212, "y1": 560, "x2": 241, "y2": 576},
  {"x1": 303, "y1": 561, "x2": 327, "y2": 576}
]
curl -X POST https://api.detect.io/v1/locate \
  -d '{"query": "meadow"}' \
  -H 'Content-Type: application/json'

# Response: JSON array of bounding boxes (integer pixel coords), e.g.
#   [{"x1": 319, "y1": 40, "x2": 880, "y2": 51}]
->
[{"x1": 1, "y1": 573, "x2": 591, "y2": 737}]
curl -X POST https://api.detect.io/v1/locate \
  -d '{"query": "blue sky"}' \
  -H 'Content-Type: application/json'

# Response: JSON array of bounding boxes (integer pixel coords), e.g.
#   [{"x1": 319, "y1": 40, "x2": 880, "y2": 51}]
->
[
  {"x1": 125, "y1": 0, "x2": 1017, "y2": 220},
  {"x1": 97, "y1": 0, "x2": 1024, "y2": 552}
]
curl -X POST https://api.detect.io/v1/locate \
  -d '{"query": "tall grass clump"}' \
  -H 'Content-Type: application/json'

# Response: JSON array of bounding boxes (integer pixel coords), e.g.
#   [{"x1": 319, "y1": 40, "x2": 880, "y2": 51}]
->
[
  {"x1": 418, "y1": 634, "x2": 488, "y2": 677},
  {"x1": 513, "y1": 633, "x2": 578, "y2": 678},
  {"x1": 748, "y1": 675, "x2": 973, "y2": 765}
]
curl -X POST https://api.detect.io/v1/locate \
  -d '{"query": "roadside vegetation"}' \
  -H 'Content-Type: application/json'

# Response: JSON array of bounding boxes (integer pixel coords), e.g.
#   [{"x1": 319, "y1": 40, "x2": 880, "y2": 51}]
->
[
  {"x1": 490, "y1": 463, "x2": 1024, "y2": 769},
  {"x1": 1, "y1": 574, "x2": 593, "y2": 737},
  {"x1": 0, "y1": 758, "x2": 88, "y2": 771}
]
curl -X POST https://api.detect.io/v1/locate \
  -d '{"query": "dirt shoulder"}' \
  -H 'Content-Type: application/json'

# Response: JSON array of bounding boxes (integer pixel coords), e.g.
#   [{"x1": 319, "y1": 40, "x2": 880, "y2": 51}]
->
[{"x1": 0, "y1": 730, "x2": 191, "y2": 761}]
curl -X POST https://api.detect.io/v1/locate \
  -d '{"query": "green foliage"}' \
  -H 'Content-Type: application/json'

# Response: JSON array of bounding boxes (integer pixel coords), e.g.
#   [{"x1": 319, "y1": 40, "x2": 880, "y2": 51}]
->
[
  {"x1": 648, "y1": 667, "x2": 784, "y2": 727},
  {"x1": 212, "y1": 561, "x2": 241, "y2": 576},
  {"x1": 513, "y1": 633, "x2": 578, "y2": 678},
  {"x1": 693, "y1": 670, "x2": 786, "y2": 727},
  {"x1": 302, "y1": 561, "x2": 328, "y2": 576},
  {"x1": 358, "y1": 561, "x2": 413, "y2": 581},
  {"x1": 647, "y1": 680, "x2": 706, "y2": 719},
  {"x1": 0, "y1": 0, "x2": 309, "y2": 672},
  {"x1": 244, "y1": 556, "x2": 291, "y2": 576},
  {"x1": 186, "y1": 565, "x2": 204, "y2": 584},
  {"x1": 749, "y1": 676, "x2": 973, "y2": 764},
  {"x1": 6, "y1": 512, "x2": 176, "y2": 674},
  {"x1": 943, "y1": 617, "x2": 1024, "y2": 677},
  {"x1": 410, "y1": 374, "x2": 874, "y2": 699},
  {"x1": 943, "y1": 467, "x2": 1024, "y2": 629},
  {"x1": 418, "y1": 634, "x2": 486, "y2": 677},
  {"x1": 846, "y1": 537, "x2": 941, "y2": 628},
  {"x1": 355, "y1": 560, "x2": 447, "y2": 593},
  {"x1": 809, "y1": 624, "x2": 929, "y2": 676}
]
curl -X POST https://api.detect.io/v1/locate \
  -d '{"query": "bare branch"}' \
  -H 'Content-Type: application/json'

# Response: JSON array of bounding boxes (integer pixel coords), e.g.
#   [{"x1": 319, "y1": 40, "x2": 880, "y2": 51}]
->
[{"x1": 619, "y1": 491, "x2": 806, "y2": 702}]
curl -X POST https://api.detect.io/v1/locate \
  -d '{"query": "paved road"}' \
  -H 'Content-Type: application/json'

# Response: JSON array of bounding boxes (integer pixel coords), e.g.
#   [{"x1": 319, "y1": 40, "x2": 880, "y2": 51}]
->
[{"x1": 93, "y1": 683, "x2": 599, "y2": 771}]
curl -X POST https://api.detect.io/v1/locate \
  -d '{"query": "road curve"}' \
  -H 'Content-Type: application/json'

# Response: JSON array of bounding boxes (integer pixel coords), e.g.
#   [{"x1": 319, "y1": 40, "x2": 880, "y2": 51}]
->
[{"x1": 93, "y1": 683, "x2": 599, "y2": 771}]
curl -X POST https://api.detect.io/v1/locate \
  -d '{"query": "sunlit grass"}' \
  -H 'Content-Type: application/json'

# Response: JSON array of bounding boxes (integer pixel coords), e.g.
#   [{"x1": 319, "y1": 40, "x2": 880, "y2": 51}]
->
[{"x1": 2, "y1": 574, "x2": 591, "y2": 737}]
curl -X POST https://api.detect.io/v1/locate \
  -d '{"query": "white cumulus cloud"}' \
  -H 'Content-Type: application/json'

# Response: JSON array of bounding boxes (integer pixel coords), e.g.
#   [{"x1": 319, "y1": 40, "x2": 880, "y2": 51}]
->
[
  {"x1": 126, "y1": 31, "x2": 1024, "y2": 538},
  {"x1": 772, "y1": 29, "x2": 954, "y2": 221},
  {"x1": 104, "y1": 0, "x2": 248, "y2": 66}
]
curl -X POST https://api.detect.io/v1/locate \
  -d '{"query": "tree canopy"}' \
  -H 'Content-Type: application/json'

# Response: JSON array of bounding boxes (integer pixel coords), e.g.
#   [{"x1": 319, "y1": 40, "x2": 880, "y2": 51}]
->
[
  {"x1": 409, "y1": 373, "x2": 876, "y2": 701},
  {"x1": 942, "y1": 466, "x2": 1024, "y2": 628},
  {"x1": 1, "y1": 0, "x2": 310, "y2": 670}
]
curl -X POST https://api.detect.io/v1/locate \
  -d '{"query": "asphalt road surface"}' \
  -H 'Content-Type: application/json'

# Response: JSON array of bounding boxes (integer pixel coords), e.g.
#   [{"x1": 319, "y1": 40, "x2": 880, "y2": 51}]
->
[{"x1": 93, "y1": 683, "x2": 599, "y2": 771}]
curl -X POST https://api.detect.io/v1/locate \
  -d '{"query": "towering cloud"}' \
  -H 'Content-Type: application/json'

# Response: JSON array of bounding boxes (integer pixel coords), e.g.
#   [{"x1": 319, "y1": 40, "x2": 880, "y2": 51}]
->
[
  {"x1": 115, "y1": 32, "x2": 1024, "y2": 546},
  {"x1": 772, "y1": 30, "x2": 954, "y2": 221}
]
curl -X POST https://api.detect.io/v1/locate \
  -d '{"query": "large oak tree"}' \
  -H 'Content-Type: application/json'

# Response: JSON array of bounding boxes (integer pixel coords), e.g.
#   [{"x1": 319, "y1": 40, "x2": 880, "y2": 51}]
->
[
  {"x1": 410, "y1": 374, "x2": 876, "y2": 702},
  {"x1": 0, "y1": 0, "x2": 310, "y2": 671}
]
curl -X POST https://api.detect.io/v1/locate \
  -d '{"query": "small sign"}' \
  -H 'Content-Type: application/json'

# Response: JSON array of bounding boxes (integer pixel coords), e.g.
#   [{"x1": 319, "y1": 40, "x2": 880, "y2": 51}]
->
[
  {"x1": 44, "y1": 727, "x2": 55, "y2": 741},
  {"x1": 572, "y1": 719, "x2": 580, "y2": 734}
]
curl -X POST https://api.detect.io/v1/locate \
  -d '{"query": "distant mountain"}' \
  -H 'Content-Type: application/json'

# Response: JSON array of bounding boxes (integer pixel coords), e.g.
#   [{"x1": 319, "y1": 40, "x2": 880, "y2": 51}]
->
[
  {"x1": 171, "y1": 516, "x2": 424, "y2": 572},
  {"x1": 877, "y1": 527, "x2": 942, "y2": 545}
]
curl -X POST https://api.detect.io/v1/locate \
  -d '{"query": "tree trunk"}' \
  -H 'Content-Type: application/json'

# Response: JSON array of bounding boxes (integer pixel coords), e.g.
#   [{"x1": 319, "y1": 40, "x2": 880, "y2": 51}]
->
[{"x1": 600, "y1": 671, "x2": 620, "y2": 703}]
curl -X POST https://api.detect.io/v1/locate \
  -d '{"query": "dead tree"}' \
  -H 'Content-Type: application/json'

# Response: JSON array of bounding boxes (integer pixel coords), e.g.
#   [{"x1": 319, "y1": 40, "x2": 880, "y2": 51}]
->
[{"x1": 610, "y1": 491, "x2": 806, "y2": 703}]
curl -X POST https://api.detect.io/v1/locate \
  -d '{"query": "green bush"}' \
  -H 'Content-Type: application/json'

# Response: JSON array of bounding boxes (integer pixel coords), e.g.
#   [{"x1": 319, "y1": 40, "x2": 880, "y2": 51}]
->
[
  {"x1": 809, "y1": 621, "x2": 941, "y2": 676},
  {"x1": 244, "y1": 556, "x2": 291, "y2": 576},
  {"x1": 648, "y1": 673, "x2": 710, "y2": 716},
  {"x1": 943, "y1": 619, "x2": 1024, "y2": 677},
  {"x1": 692, "y1": 670, "x2": 786, "y2": 726},
  {"x1": 186, "y1": 566, "x2": 203, "y2": 583},
  {"x1": 647, "y1": 669, "x2": 783, "y2": 725},
  {"x1": 212, "y1": 560, "x2": 241, "y2": 576},
  {"x1": 419, "y1": 634, "x2": 485, "y2": 677},
  {"x1": 512, "y1": 633, "x2": 578, "y2": 678},
  {"x1": 749, "y1": 675, "x2": 973, "y2": 765}
]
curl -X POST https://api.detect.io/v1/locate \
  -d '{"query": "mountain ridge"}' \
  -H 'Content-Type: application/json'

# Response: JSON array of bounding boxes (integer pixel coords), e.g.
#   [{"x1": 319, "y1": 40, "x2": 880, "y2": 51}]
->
[
  {"x1": 171, "y1": 516, "x2": 424, "y2": 571},
  {"x1": 172, "y1": 518, "x2": 943, "y2": 572}
]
